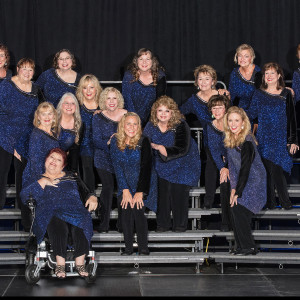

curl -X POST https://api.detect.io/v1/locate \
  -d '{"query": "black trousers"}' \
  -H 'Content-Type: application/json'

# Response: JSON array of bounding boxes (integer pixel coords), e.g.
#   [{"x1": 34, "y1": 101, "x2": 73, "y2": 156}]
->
[
  {"x1": 262, "y1": 158, "x2": 292, "y2": 209},
  {"x1": 230, "y1": 203, "x2": 256, "y2": 250},
  {"x1": 0, "y1": 146, "x2": 31, "y2": 230},
  {"x1": 203, "y1": 148, "x2": 218, "y2": 208},
  {"x1": 47, "y1": 216, "x2": 89, "y2": 259},
  {"x1": 80, "y1": 155, "x2": 96, "y2": 193},
  {"x1": 220, "y1": 181, "x2": 232, "y2": 229},
  {"x1": 96, "y1": 168, "x2": 115, "y2": 231},
  {"x1": 157, "y1": 177, "x2": 190, "y2": 231},
  {"x1": 119, "y1": 196, "x2": 148, "y2": 253}
]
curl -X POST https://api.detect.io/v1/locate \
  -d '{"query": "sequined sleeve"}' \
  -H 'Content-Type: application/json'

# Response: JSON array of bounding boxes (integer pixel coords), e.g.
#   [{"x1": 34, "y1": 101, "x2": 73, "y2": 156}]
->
[
  {"x1": 156, "y1": 75, "x2": 167, "y2": 97},
  {"x1": 246, "y1": 89, "x2": 259, "y2": 120},
  {"x1": 285, "y1": 90, "x2": 298, "y2": 145},
  {"x1": 35, "y1": 71, "x2": 47, "y2": 90},
  {"x1": 292, "y1": 70, "x2": 300, "y2": 103},
  {"x1": 20, "y1": 180, "x2": 45, "y2": 205},
  {"x1": 179, "y1": 98, "x2": 193, "y2": 115},
  {"x1": 227, "y1": 149, "x2": 237, "y2": 190},
  {"x1": 122, "y1": 71, "x2": 135, "y2": 112},
  {"x1": 92, "y1": 114, "x2": 110, "y2": 153},
  {"x1": 228, "y1": 70, "x2": 238, "y2": 105}
]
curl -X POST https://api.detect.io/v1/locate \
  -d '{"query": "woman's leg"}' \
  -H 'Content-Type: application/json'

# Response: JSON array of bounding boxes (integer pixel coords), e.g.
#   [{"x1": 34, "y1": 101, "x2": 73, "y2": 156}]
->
[
  {"x1": 121, "y1": 196, "x2": 135, "y2": 253},
  {"x1": 132, "y1": 206, "x2": 149, "y2": 254},
  {"x1": 0, "y1": 146, "x2": 13, "y2": 209},
  {"x1": 80, "y1": 155, "x2": 95, "y2": 192},
  {"x1": 220, "y1": 181, "x2": 232, "y2": 231},
  {"x1": 262, "y1": 158, "x2": 277, "y2": 209}
]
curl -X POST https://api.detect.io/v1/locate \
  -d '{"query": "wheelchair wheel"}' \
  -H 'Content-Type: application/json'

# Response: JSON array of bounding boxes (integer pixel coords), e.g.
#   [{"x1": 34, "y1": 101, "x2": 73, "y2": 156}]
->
[
  {"x1": 84, "y1": 263, "x2": 97, "y2": 284},
  {"x1": 25, "y1": 264, "x2": 41, "y2": 285}
]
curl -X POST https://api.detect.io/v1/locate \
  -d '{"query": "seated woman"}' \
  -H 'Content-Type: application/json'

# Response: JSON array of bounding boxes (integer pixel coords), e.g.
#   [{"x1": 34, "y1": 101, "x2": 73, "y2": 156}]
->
[
  {"x1": 144, "y1": 96, "x2": 201, "y2": 232},
  {"x1": 20, "y1": 148, "x2": 98, "y2": 278},
  {"x1": 110, "y1": 112, "x2": 157, "y2": 255},
  {"x1": 224, "y1": 107, "x2": 266, "y2": 255}
]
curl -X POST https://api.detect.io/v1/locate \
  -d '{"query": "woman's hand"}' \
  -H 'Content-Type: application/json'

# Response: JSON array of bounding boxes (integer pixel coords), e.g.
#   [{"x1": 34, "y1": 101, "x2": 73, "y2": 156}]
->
[
  {"x1": 151, "y1": 143, "x2": 167, "y2": 156},
  {"x1": 288, "y1": 143, "x2": 299, "y2": 155},
  {"x1": 218, "y1": 89, "x2": 230, "y2": 99},
  {"x1": 93, "y1": 109, "x2": 102, "y2": 115},
  {"x1": 107, "y1": 133, "x2": 116, "y2": 145},
  {"x1": 230, "y1": 189, "x2": 238, "y2": 207},
  {"x1": 121, "y1": 189, "x2": 133, "y2": 209},
  {"x1": 37, "y1": 177, "x2": 59, "y2": 189},
  {"x1": 132, "y1": 192, "x2": 144, "y2": 210},
  {"x1": 14, "y1": 149, "x2": 22, "y2": 161},
  {"x1": 220, "y1": 167, "x2": 230, "y2": 183},
  {"x1": 85, "y1": 195, "x2": 98, "y2": 212}
]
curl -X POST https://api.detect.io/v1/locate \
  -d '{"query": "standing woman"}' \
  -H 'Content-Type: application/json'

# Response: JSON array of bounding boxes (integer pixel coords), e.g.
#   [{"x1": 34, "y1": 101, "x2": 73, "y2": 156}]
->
[
  {"x1": 92, "y1": 87, "x2": 127, "y2": 232},
  {"x1": 122, "y1": 48, "x2": 166, "y2": 126},
  {"x1": 206, "y1": 94, "x2": 231, "y2": 231},
  {"x1": 248, "y1": 62, "x2": 298, "y2": 210},
  {"x1": 56, "y1": 93, "x2": 83, "y2": 173},
  {"x1": 76, "y1": 74, "x2": 103, "y2": 192},
  {"x1": 110, "y1": 112, "x2": 157, "y2": 255},
  {"x1": 0, "y1": 44, "x2": 12, "y2": 82},
  {"x1": 228, "y1": 44, "x2": 262, "y2": 110},
  {"x1": 35, "y1": 49, "x2": 81, "y2": 107},
  {"x1": 292, "y1": 44, "x2": 300, "y2": 103},
  {"x1": 0, "y1": 58, "x2": 42, "y2": 224},
  {"x1": 180, "y1": 65, "x2": 227, "y2": 209},
  {"x1": 224, "y1": 106, "x2": 266, "y2": 255},
  {"x1": 144, "y1": 96, "x2": 201, "y2": 232}
]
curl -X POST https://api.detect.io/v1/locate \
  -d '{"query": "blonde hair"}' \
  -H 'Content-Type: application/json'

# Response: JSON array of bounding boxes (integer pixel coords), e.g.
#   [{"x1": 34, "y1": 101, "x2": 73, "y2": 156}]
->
[
  {"x1": 116, "y1": 112, "x2": 142, "y2": 151},
  {"x1": 150, "y1": 96, "x2": 184, "y2": 129},
  {"x1": 223, "y1": 106, "x2": 256, "y2": 148},
  {"x1": 99, "y1": 87, "x2": 124, "y2": 110},
  {"x1": 56, "y1": 93, "x2": 82, "y2": 144},
  {"x1": 234, "y1": 44, "x2": 255, "y2": 64},
  {"x1": 76, "y1": 74, "x2": 103, "y2": 106},
  {"x1": 193, "y1": 64, "x2": 217, "y2": 89},
  {"x1": 33, "y1": 102, "x2": 58, "y2": 132}
]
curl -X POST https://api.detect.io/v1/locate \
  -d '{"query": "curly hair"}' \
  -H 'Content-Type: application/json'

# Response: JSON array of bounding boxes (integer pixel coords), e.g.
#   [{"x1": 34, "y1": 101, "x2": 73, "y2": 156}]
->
[
  {"x1": 53, "y1": 49, "x2": 76, "y2": 69},
  {"x1": 150, "y1": 96, "x2": 184, "y2": 129},
  {"x1": 223, "y1": 106, "x2": 257, "y2": 148},
  {"x1": 128, "y1": 48, "x2": 164, "y2": 86},
  {"x1": 0, "y1": 44, "x2": 10, "y2": 70},
  {"x1": 99, "y1": 87, "x2": 124, "y2": 110},
  {"x1": 56, "y1": 93, "x2": 82, "y2": 144},
  {"x1": 207, "y1": 94, "x2": 231, "y2": 113},
  {"x1": 76, "y1": 74, "x2": 103, "y2": 106},
  {"x1": 33, "y1": 102, "x2": 58, "y2": 133},
  {"x1": 45, "y1": 148, "x2": 68, "y2": 168},
  {"x1": 296, "y1": 44, "x2": 300, "y2": 59},
  {"x1": 193, "y1": 64, "x2": 217, "y2": 89},
  {"x1": 234, "y1": 44, "x2": 255, "y2": 64},
  {"x1": 261, "y1": 62, "x2": 285, "y2": 90},
  {"x1": 17, "y1": 58, "x2": 35, "y2": 72},
  {"x1": 116, "y1": 112, "x2": 142, "y2": 151}
]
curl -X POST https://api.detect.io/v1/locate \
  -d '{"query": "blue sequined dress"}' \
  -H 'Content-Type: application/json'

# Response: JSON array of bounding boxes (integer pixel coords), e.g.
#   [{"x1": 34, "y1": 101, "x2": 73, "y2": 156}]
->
[
  {"x1": 229, "y1": 65, "x2": 261, "y2": 110},
  {"x1": 292, "y1": 68, "x2": 300, "y2": 103},
  {"x1": 20, "y1": 172, "x2": 94, "y2": 244},
  {"x1": 226, "y1": 134, "x2": 266, "y2": 214},
  {"x1": 122, "y1": 70, "x2": 166, "y2": 125},
  {"x1": 0, "y1": 69, "x2": 12, "y2": 83},
  {"x1": 247, "y1": 88, "x2": 297, "y2": 174},
  {"x1": 35, "y1": 68, "x2": 81, "y2": 107}
]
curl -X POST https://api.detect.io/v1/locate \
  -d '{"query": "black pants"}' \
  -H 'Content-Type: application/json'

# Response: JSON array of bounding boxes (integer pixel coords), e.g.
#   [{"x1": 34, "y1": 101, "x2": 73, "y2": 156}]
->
[
  {"x1": 220, "y1": 181, "x2": 232, "y2": 229},
  {"x1": 230, "y1": 204, "x2": 256, "y2": 250},
  {"x1": 157, "y1": 177, "x2": 190, "y2": 231},
  {"x1": 262, "y1": 158, "x2": 292, "y2": 209},
  {"x1": 80, "y1": 155, "x2": 95, "y2": 193},
  {"x1": 96, "y1": 168, "x2": 115, "y2": 231},
  {"x1": 0, "y1": 146, "x2": 31, "y2": 230},
  {"x1": 120, "y1": 196, "x2": 148, "y2": 253},
  {"x1": 47, "y1": 216, "x2": 89, "y2": 259},
  {"x1": 203, "y1": 148, "x2": 218, "y2": 208}
]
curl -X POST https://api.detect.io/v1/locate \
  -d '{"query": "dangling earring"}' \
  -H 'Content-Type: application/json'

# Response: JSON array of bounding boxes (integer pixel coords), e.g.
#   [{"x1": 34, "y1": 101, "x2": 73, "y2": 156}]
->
[
  {"x1": 197, "y1": 86, "x2": 200, "y2": 90},
  {"x1": 241, "y1": 125, "x2": 244, "y2": 129},
  {"x1": 212, "y1": 114, "x2": 215, "y2": 119},
  {"x1": 4, "y1": 62, "x2": 7, "y2": 66}
]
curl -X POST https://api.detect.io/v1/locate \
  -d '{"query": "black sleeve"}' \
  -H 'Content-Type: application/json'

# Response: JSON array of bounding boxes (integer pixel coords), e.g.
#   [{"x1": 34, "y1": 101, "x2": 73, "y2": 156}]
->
[
  {"x1": 286, "y1": 90, "x2": 298, "y2": 145},
  {"x1": 76, "y1": 172, "x2": 96, "y2": 203},
  {"x1": 156, "y1": 76, "x2": 167, "y2": 98},
  {"x1": 254, "y1": 71, "x2": 262, "y2": 89},
  {"x1": 66, "y1": 124, "x2": 84, "y2": 173},
  {"x1": 136, "y1": 137, "x2": 152, "y2": 196},
  {"x1": 235, "y1": 141, "x2": 255, "y2": 198},
  {"x1": 160, "y1": 121, "x2": 190, "y2": 162}
]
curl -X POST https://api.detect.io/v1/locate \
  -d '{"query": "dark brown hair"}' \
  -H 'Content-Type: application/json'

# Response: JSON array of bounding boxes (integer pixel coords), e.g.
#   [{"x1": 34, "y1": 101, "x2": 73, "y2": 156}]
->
[
  {"x1": 53, "y1": 49, "x2": 76, "y2": 69},
  {"x1": 261, "y1": 62, "x2": 285, "y2": 90}
]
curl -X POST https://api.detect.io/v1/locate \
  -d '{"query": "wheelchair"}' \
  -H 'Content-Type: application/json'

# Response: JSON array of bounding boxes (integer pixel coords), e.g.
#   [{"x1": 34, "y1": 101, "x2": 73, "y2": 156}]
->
[{"x1": 24, "y1": 195, "x2": 98, "y2": 285}]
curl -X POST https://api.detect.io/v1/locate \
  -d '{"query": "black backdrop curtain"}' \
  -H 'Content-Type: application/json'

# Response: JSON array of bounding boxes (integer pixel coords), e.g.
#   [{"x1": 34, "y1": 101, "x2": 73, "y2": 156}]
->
[{"x1": 1, "y1": 0, "x2": 300, "y2": 104}]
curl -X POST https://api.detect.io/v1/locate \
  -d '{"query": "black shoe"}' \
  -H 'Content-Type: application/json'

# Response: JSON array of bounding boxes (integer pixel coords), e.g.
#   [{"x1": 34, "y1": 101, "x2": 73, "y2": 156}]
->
[
  {"x1": 121, "y1": 250, "x2": 133, "y2": 256},
  {"x1": 229, "y1": 248, "x2": 240, "y2": 255},
  {"x1": 139, "y1": 250, "x2": 150, "y2": 255},
  {"x1": 235, "y1": 248, "x2": 257, "y2": 256},
  {"x1": 155, "y1": 227, "x2": 169, "y2": 232},
  {"x1": 282, "y1": 205, "x2": 293, "y2": 210},
  {"x1": 97, "y1": 229, "x2": 109, "y2": 233}
]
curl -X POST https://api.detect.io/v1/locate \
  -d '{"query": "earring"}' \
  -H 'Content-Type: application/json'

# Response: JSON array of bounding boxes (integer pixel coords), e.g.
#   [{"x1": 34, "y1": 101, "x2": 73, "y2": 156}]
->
[
  {"x1": 241, "y1": 126, "x2": 244, "y2": 129},
  {"x1": 197, "y1": 86, "x2": 200, "y2": 90},
  {"x1": 212, "y1": 114, "x2": 215, "y2": 119},
  {"x1": 4, "y1": 62, "x2": 7, "y2": 66}
]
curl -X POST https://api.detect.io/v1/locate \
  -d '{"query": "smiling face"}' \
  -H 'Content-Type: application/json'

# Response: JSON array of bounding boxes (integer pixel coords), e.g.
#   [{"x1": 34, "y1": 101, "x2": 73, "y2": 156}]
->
[
  {"x1": 62, "y1": 95, "x2": 76, "y2": 115},
  {"x1": 45, "y1": 152, "x2": 64, "y2": 175},
  {"x1": 0, "y1": 50, "x2": 7, "y2": 69},
  {"x1": 211, "y1": 104, "x2": 226, "y2": 120},
  {"x1": 38, "y1": 108, "x2": 55, "y2": 128},
  {"x1": 82, "y1": 81, "x2": 96, "y2": 102},
  {"x1": 124, "y1": 116, "x2": 139, "y2": 140},
  {"x1": 264, "y1": 68, "x2": 280, "y2": 87},
  {"x1": 197, "y1": 72, "x2": 214, "y2": 91},
  {"x1": 237, "y1": 49, "x2": 253, "y2": 68},
  {"x1": 227, "y1": 112, "x2": 244, "y2": 137},
  {"x1": 17, "y1": 64, "x2": 34, "y2": 82},
  {"x1": 156, "y1": 105, "x2": 172, "y2": 124},
  {"x1": 105, "y1": 91, "x2": 118, "y2": 112},
  {"x1": 57, "y1": 51, "x2": 72, "y2": 71},
  {"x1": 137, "y1": 52, "x2": 153, "y2": 73}
]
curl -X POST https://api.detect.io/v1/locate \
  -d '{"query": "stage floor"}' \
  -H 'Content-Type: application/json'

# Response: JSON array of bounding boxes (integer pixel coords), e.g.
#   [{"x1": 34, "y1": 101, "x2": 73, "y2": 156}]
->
[{"x1": 1, "y1": 263, "x2": 300, "y2": 297}]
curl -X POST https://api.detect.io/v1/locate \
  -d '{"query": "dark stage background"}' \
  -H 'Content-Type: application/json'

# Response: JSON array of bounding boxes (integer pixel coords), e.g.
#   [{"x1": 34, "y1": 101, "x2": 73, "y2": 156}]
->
[{"x1": 1, "y1": 0, "x2": 300, "y2": 105}]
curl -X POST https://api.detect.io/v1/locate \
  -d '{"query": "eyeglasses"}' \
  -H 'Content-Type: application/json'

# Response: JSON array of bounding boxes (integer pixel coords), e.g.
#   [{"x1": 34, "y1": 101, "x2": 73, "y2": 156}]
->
[
  {"x1": 63, "y1": 102, "x2": 76, "y2": 106},
  {"x1": 58, "y1": 57, "x2": 71, "y2": 61},
  {"x1": 0, "y1": 54, "x2": 6, "y2": 58}
]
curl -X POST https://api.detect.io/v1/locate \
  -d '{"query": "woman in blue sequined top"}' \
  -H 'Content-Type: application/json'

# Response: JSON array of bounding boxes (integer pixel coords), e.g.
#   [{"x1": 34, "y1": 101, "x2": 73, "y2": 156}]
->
[
  {"x1": 35, "y1": 49, "x2": 81, "y2": 107},
  {"x1": 21, "y1": 148, "x2": 98, "y2": 279},
  {"x1": 122, "y1": 48, "x2": 166, "y2": 126},
  {"x1": 56, "y1": 93, "x2": 83, "y2": 173},
  {"x1": 224, "y1": 106, "x2": 266, "y2": 255},
  {"x1": 144, "y1": 96, "x2": 201, "y2": 232},
  {"x1": 110, "y1": 112, "x2": 157, "y2": 255},
  {"x1": 292, "y1": 44, "x2": 300, "y2": 103},
  {"x1": 0, "y1": 44, "x2": 12, "y2": 82},
  {"x1": 247, "y1": 62, "x2": 298, "y2": 210},
  {"x1": 206, "y1": 94, "x2": 231, "y2": 231},
  {"x1": 92, "y1": 87, "x2": 127, "y2": 232},
  {"x1": 0, "y1": 58, "x2": 43, "y2": 233},
  {"x1": 228, "y1": 44, "x2": 262, "y2": 111},
  {"x1": 76, "y1": 74, "x2": 103, "y2": 192},
  {"x1": 180, "y1": 65, "x2": 228, "y2": 209}
]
